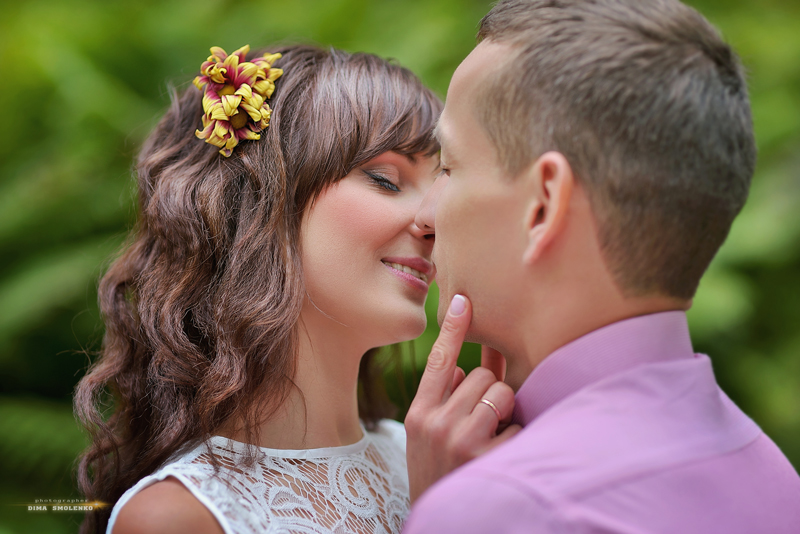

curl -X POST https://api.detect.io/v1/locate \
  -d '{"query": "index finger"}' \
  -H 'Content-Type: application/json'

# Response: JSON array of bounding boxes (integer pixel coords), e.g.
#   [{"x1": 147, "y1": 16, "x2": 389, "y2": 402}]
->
[{"x1": 414, "y1": 294, "x2": 472, "y2": 408}]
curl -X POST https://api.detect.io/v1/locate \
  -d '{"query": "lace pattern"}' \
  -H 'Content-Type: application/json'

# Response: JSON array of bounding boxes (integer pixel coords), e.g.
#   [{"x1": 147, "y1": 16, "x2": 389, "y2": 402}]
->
[{"x1": 107, "y1": 420, "x2": 409, "y2": 534}]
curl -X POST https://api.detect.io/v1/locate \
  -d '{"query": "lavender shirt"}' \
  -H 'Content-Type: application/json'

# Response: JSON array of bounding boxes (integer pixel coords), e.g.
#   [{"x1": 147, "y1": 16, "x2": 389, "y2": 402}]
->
[{"x1": 404, "y1": 312, "x2": 800, "y2": 533}]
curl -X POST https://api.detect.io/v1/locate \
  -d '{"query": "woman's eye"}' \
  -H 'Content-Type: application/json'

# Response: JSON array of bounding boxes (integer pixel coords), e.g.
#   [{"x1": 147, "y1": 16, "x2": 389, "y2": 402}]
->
[
  {"x1": 364, "y1": 170, "x2": 400, "y2": 192},
  {"x1": 438, "y1": 167, "x2": 451, "y2": 178}
]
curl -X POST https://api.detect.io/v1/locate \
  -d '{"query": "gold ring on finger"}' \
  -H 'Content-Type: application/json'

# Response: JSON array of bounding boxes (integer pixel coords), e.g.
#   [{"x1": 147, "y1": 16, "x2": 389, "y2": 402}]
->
[{"x1": 478, "y1": 398, "x2": 502, "y2": 420}]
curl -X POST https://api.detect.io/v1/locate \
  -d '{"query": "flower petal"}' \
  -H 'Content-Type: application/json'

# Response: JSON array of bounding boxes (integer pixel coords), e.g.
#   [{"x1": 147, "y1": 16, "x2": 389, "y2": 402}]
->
[
  {"x1": 230, "y1": 44, "x2": 250, "y2": 62},
  {"x1": 243, "y1": 91, "x2": 264, "y2": 110},
  {"x1": 193, "y1": 75, "x2": 208, "y2": 90},
  {"x1": 219, "y1": 135, "x2": 239, "y2": 157},
  {"x1": 208, "y1": 103, "x2": 228, "y2": 122},
  {"x1": 207, "y1": 129, "x2": 229, "y2": 148},
  {"x1": 209, "y1": 46, "x2": 228, "y2": 63},
  {"x1": 234, "y1": 62, "x2": 260, "y2": 87},
  {"x1": 234, "y1": 84, "x2": 253, "y2": 99},
  {"x1": 214, "y1": 120, "x2": 232, "y2": 138},
  {"x1": 221, "y1": 94, "x2": 243, "y2": 116},
  {"x1": 252, "y1": 80, "x2": 271, "y2": 97},
  {"x1": 223, "y1": 52, "x2": 240, "y2": 73},
  {"x1": 240, "y1": 102, "x2": 262, "y2": 121},
  {"x1": 260, "y1": 52, "x2": 282, "y2": 66},
  {"x1": 256, "y1": 105, "x2": 273, "y2": 129},
  {"x1": 202, "y1": 91, "x2": 221, "y2": 110},
  {"x1": 211, "y1": 65, "x2": 228, "y2": 84},
  {"x1": 236, "y1": 128, "x2": 261, "y2": 141},
  {"x1": 195, "y1": 122, "x2": 213, "y2": 140}
]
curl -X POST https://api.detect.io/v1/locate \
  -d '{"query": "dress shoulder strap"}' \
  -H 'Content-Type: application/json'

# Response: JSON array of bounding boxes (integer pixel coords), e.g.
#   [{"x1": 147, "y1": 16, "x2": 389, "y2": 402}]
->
[{"x1": 106, "y1": 447, "x2": 237, "y2": 534}]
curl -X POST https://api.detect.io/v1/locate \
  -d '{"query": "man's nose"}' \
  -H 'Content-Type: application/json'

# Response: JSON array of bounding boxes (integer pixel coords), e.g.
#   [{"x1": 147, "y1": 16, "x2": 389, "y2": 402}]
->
[{"x1": 415, "y1": 174, "x2": 447, "y2": 233}]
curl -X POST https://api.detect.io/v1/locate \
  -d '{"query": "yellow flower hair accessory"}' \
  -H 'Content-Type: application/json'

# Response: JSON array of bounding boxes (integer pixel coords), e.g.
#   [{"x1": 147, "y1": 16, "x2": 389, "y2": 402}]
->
[{"x1": 193, "y1": 45, "x2": 283, "y2": 157}]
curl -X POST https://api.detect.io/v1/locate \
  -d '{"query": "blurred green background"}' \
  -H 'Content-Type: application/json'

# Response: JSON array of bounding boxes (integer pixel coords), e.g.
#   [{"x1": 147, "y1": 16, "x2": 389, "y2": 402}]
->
[{"x1": 1, "y1": 0, "x2": 798, "y2": 531}]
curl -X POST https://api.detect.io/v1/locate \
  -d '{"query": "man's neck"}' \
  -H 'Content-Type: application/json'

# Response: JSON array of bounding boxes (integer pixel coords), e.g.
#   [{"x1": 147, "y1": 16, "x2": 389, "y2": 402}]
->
[{"x1": 509, "y1": 290, "x2": 689, "y2": 391}]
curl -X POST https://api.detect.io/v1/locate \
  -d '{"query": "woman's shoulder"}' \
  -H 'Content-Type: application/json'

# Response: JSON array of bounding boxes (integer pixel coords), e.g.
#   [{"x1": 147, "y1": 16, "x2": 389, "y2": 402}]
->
[
  {"x1": 107, "y1": 445, "x2": 238, "y2": 534},
  {"x1": 111, "y1": 477, "x2": 224, "y2": 534}
]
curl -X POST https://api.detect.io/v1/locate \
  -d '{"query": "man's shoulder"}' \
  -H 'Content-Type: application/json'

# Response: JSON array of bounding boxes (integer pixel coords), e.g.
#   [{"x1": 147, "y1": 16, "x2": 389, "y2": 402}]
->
[
  {"x1": 407, "y1": 431, "x2": 800, "y2": 534},
  {"x1": 440, "y1": 355, "x2": 768, "y2": 498},
  {"x1": 406, "y1": 409, "x2": 800, "y2": 534}
]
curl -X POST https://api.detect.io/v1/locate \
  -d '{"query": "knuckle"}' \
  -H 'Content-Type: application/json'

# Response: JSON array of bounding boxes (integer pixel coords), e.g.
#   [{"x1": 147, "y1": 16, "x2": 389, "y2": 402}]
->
[
  {"x1": 486, "y1": 381, "x2": 513, "y2": 399},
  {"x1": 404, "y1": 410, "x2": 422, "y2": 433},
  {"x1": 497, "y1": 383, "x2": 515, "y2": 401},
  {"x1": 425, "y1": 348, "x2": 449, "y2": 373},
  {"x1": 466, "y1": 367, "x2": 496, "y2": 388},
  {"x1": 438, "y1": 315, "x2": 463, "y2": 338}
]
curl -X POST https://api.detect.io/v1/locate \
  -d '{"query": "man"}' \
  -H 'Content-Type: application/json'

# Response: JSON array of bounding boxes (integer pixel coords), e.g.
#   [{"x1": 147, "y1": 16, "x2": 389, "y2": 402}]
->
[{"x1": 403, "y1": 0, "x2": 800, "y2": 532}]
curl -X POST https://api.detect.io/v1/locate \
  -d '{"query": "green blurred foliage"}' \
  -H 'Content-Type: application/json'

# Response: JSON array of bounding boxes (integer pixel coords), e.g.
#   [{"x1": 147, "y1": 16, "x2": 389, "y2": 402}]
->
[{"x1": 1, "y1": 0, "x2": 798, "y2": 531}]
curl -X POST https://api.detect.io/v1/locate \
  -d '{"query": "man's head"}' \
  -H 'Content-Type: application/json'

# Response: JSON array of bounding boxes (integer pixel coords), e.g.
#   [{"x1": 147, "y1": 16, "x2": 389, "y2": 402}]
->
[{"x1": 417, "y1": 0, "x2": 755, "y2": 383}]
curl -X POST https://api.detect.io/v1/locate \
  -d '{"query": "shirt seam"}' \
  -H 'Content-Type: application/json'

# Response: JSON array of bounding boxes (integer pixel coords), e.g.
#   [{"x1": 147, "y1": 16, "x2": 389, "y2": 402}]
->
[
  {"x1": 464, "y1": 467, "x2": 560, "y2": 509},
  {"x1": 462, "y1": 428, "x2": 763, "y2": 507},
  {"x1": 569, "y1": 429, "x2": 765, "y2": 502}
]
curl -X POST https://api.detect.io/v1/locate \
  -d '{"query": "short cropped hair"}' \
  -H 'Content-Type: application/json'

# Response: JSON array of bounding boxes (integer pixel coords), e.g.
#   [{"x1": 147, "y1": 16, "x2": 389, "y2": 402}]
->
[{"x1": 478, "y1": 0, "x2": 756, "y2": 299}]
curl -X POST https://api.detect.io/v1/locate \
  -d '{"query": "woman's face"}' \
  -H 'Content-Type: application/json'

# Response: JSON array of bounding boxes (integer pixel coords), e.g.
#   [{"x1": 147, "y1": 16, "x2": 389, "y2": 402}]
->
[{"x1": 301, "y1": 151, "x2": 439, "y2": 348}]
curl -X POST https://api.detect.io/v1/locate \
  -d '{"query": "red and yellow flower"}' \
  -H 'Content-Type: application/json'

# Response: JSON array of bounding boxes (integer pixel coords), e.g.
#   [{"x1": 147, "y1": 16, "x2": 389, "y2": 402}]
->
[{"x1": 193, "y1": 45, "x2": 283, "y2": 157}]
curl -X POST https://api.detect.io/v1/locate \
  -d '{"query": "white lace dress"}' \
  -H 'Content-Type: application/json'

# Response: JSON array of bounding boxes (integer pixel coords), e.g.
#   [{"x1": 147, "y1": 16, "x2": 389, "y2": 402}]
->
[{"x1": 106, "y1": 420, "x2": 409, "y2": 534}]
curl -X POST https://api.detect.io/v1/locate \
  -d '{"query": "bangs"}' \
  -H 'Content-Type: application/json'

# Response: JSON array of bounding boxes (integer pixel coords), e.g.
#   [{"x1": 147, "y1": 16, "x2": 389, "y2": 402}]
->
[
  {"x1": 255, "y1": 45, "x2": 443, "y2": 211},
  {"x1": 314, "y1": 50, "x2": 443, "y2": 175},
  {"x1": 350, "y1": 55, "x2": 444, "y2": 160}
]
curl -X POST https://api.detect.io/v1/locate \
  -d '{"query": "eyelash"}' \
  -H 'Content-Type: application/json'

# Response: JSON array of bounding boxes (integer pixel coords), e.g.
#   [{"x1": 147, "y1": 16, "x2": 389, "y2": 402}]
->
[
  {"x1": 364, "y1": 170, "x2": 400, "y2": 192},
  {"x1": 438, "y1": 167, "x2": 451, "y2": 177}
]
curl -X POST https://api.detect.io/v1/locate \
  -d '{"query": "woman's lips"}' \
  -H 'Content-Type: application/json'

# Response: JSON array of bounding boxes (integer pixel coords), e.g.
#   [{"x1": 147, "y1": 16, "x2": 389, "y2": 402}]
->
[
  {"x1": 382, "y1": 261, "x2": 428, "y2": 282},
  {"x1": 382, "y1": 262, "x2": 429, "y2": 291},
  {"x1": 381, "y1": 257, "x2": 433, "y2": 292},
  {"x1": 381, "y1": 256, "x2": 434, "y2": 278}
]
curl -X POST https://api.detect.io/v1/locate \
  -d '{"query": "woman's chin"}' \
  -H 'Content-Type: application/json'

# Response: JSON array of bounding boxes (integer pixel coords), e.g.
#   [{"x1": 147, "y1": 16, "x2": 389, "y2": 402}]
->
[
  {"x1": 398, "y1": 308, "x2": 429, "y2": 341},
  {"x1": 368, "y1": 305, "x2": 428, "y2": 346}
]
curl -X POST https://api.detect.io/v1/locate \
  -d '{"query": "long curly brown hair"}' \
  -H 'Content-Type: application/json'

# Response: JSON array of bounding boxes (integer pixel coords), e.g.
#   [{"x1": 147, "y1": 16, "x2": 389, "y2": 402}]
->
[{"x1": 74, "y1": 43, "x2": 442, "y2": 533}]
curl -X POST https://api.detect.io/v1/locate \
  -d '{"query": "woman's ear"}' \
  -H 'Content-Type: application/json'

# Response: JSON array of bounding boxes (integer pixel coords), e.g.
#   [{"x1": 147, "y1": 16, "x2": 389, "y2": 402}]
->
[{"x1": 521, "y1": 151, "x2": 574, "y2": 266}]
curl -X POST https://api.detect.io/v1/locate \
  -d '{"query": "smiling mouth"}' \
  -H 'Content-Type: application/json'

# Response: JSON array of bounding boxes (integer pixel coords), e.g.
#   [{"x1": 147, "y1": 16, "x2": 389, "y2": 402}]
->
[{"x1": 381, "y1": 261, "x2": 428, "y2": 283}]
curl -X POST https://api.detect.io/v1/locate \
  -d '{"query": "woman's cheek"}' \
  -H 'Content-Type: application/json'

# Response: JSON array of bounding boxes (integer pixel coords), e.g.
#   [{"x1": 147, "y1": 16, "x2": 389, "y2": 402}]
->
[{"x1": 302, "y1": 184, "x2": 393, "y2": 303}]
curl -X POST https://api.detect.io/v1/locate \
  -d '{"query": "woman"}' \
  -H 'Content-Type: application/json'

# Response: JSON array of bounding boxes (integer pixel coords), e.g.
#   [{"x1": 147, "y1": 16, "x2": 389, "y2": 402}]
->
[{"x1": 74, "y1": 43, "x2": 442, "y2": 534}]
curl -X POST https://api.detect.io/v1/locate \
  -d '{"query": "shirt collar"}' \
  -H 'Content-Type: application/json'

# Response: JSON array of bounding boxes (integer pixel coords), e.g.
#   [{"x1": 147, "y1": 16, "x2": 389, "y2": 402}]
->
[{"x1": 512, "y1": 311, "x2": 695, "y2": 426}]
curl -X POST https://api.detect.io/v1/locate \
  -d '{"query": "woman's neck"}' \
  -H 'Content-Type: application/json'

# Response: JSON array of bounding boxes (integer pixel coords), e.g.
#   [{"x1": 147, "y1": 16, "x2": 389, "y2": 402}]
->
[{"x1": 228, "y1": 303, "x2": 370, "y2": 450}]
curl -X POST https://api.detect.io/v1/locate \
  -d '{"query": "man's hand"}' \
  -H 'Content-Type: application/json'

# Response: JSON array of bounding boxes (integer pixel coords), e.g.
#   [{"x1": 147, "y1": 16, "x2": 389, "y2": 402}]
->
[{"x1": 405, "y1": 294, "x2": 521, "y2": 503}]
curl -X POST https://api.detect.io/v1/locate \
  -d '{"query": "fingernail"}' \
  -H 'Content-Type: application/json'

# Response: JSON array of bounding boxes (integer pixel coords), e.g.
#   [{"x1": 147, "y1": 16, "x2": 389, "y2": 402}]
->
[{"x1": 449, "y1": 294, "x2": 466, "y2": 316}]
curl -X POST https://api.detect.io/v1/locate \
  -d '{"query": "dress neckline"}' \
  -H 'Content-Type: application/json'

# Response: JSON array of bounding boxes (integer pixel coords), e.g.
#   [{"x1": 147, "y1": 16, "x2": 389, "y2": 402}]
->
[{"x1": 206, "y1": 424, "x2": 370, "y2": 459}]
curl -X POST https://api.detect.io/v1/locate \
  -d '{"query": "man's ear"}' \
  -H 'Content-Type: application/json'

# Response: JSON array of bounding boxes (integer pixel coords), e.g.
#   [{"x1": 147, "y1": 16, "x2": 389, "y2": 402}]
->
[{"x1": 521, "y1": 151, "x2": 574, "y2": 266}]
